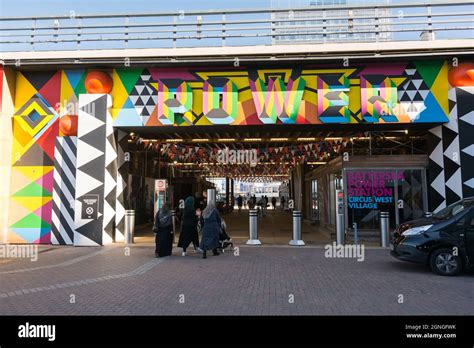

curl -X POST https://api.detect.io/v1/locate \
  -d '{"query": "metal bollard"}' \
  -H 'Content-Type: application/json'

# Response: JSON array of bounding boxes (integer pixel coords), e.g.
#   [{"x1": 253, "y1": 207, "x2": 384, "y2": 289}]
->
[
  {"x1": 380, "y1": 211, "x2": 390, "y2": 247},
  {"x1": 353, "y1": 222, "x2": 358, "y2": 245},
  {"x1": 336, "y1": 213, "x2": 345, "y2": 246},
  {"x1": 171, "y1": 209, "x2": 177, "y2": 243},
  {"x1": 125, "y1": 210, "x2": 135, "y2": 244},
  {"x1": 171, "y1": 209, "x2": 177, "y2": 232},
  {"x1": 207, "y1": 188, "x2": 216, "y2": 205},
  {"x1": 246, "y1": 209, "x2": 261, "y2": 245},
  {"x1": 289, "y1": 211, "x2": 305, "y2": 246}
]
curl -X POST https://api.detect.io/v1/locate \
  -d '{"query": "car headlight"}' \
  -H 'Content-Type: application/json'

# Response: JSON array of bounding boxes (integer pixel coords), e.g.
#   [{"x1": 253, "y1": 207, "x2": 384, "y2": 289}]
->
[{"x1": 401, "y1": 224, "x2": 433, "y2": 236}]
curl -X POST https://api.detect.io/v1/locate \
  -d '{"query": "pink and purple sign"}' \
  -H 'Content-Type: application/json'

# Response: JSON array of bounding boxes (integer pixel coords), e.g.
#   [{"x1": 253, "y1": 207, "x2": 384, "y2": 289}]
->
[{"x1": 347, "y1": 171, "x2": 405, "y2": 209}]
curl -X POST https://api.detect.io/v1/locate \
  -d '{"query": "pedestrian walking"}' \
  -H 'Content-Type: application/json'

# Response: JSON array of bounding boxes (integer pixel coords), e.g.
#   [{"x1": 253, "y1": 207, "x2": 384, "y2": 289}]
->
[
  {"x1": 153, "y1": 203, "x2": 174, "y2": 258},
  {"x1": 236, "y1": 195, "x2": 243, "y2": 212},
  {"x1": 177, "y1": 196, "x2": 200, "y2": 256},
  {"x1": 199, "y1": 202, "x2": 221, "y2": 259}
]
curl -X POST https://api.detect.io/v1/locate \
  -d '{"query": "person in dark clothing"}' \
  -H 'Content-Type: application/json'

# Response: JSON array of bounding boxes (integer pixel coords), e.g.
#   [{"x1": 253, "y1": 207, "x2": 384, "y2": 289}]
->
[
  {"x1": 236, "y1": 195, "x2": 243, "y2": 212},
  {"x1": 271, "y1": 196, "x2": 277, "y2": 210},
  {"x1": 153, "y1": 203, "x2": 174, "y2": 257},
  {"x1": 177, "y1": 196, "x2": 200, "y2": 256},
  {"x1": 199, "y1": 202, "x2": 221, "y2": 259}
]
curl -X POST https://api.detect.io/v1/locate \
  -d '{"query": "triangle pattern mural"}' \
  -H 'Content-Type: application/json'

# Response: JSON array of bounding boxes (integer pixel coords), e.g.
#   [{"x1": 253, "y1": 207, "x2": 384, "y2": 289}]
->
[
  {"x1": 398, "y1": 64, "x2": 431, "y2": 122},
  {"x1": 427, "y1": 85, "x2": 467, "y2": 213},
  {"x1": 74, "y1": 94, "x2": 116, "y2": 246},
  {"x1": 129, "y1": 69, "x2": 157, "y2": 125},
  {"x1": 457, "y1": 87, "x2": 474, "y2": 197}
]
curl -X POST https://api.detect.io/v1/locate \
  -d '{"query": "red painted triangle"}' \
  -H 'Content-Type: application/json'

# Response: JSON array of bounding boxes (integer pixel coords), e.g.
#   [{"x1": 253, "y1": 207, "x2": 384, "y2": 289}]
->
[
  {"x1": 38, "y1": 71, "x2": 61, "y2": 109},
  {"x1": 36, "y1": 120, "x2": 59, "y2": 161}
]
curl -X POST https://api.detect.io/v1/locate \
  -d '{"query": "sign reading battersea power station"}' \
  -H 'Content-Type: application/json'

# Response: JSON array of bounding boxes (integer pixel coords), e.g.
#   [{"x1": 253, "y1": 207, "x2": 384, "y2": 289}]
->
[{"x1": 0, "y1": 60, "x2": 470, "y2": 247}]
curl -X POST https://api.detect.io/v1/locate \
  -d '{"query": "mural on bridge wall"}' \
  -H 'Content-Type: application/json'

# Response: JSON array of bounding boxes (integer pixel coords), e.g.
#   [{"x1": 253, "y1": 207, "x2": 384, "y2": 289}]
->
[
  {"x1": 111, "y1": 62, "x2": 451, "y2": 126},
  {"x1": 6, "y1": 60, "x2": 474, "y2": 244}
]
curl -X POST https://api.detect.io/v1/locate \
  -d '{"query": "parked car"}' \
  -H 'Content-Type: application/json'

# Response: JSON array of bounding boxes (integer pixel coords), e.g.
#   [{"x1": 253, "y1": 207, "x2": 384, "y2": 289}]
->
[{"x1": 391, "y1": 197, "x2": 474, "y2": 276}]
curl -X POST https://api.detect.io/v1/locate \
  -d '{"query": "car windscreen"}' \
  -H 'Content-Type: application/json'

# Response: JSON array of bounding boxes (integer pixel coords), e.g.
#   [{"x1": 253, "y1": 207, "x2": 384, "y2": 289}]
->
[{"x1": 433, "y1": 200, "x2": 473, "y2": 220}]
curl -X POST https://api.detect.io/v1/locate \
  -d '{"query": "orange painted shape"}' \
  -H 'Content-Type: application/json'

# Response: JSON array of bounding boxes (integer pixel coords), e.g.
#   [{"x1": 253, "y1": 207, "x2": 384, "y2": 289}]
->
[
  {"x1": 448, "y1": 63, "x2": 474, "y2": 87},
  {"x1": 85, "y1": 71, "x2": 113, "y2": 94},
  {"x1": 59, "y1": 115, "x2": 78, "y2": 136}
]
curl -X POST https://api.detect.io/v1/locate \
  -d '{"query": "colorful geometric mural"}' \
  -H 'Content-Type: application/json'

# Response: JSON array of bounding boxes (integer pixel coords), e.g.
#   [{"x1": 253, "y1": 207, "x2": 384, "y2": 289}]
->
[
  {"x1": 8, "y1": 70, "x2": 87, "y2": 244},
  {"x1": 111, "y1": 62, "x2": 450, "y2": 127},
  {"x1": 8, "y1": 70, "x2": 62, "y2": 243},
  {"x1": 5, "y1": 61, "x2": 459, "y2": 244}
]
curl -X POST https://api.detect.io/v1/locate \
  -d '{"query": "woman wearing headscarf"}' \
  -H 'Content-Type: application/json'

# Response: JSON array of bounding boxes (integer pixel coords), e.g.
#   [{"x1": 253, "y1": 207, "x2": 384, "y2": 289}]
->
[
  {"x1": 153, "y1": 203, "x2": 174, "y2": 257},
  {"x1": 199, "y1": 202, "x2": 221, "y2": 259},
  {"x1": 177, "y1": 196, "x2": 200, "y2": 256}
]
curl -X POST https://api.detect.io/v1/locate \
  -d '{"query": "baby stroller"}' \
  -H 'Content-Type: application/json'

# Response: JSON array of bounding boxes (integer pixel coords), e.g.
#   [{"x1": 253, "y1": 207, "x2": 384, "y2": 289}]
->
[{"x1": 218, "y1": 218, "x2": 234, "y2": 253}]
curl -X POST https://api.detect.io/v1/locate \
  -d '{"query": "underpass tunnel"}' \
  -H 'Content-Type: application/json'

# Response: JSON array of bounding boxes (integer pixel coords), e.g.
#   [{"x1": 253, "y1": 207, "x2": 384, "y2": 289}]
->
[{"x1": 119, "y1": 125, "x2": 433, "y2": 246}]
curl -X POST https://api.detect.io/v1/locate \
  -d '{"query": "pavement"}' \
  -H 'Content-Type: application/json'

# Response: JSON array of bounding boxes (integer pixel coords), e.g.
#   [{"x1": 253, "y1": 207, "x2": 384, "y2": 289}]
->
[{"x1": 0, "y1": 240, "x2": 473, "y2": 315}]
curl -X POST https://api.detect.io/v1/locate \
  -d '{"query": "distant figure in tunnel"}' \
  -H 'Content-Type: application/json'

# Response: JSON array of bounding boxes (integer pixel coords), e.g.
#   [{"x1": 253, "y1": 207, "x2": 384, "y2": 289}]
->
[
  {"x1": 177, "y1": 196, "x2": 200, "y2": 256},
  {"x1": 236, "y1": 195, "x2": 243, "y2": 212},
  {"x1": 272, "y1": 196, "x2": 277, "y2": 210},
  {"x1": 199, "y1": 202, "x2": 221, "y2": 259},
  {"x1": 153, "y1": 203, "x2": 174, "y2": 258}
]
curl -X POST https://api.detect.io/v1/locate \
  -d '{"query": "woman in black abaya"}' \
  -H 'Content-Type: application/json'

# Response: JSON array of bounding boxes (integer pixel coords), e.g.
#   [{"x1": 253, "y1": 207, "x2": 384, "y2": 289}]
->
[
  {"x1": 153, "y1": 203, "x2": 174, "y2": 257},
  {"x1": 177, "y1": 196, "x2": 200, "y2": 256}
]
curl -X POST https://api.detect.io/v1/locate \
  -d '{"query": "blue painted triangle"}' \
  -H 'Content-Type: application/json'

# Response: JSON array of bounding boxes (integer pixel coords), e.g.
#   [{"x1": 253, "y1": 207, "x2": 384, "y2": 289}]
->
[
  {"x1": 415, "y1": 92, "x2": 449, "y2": 123},
  {"x1": 10, "y1": 228, "x2": 42, "y2": 243},
  {"x1": 64, "y1": 70, "x2": 85, "y2": 90},
  {"x1": 122, "y1": 97, "x2": 136, "y2": 109},
  {"x1": 113, "y1": 99, "x2": 144, "y2": 126}
]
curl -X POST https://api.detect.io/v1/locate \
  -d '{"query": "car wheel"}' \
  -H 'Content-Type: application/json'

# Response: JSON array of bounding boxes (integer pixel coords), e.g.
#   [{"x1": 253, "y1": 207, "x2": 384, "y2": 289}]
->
[{"x1": 429, "y1": 248, "x2": 462, "y2": 276}]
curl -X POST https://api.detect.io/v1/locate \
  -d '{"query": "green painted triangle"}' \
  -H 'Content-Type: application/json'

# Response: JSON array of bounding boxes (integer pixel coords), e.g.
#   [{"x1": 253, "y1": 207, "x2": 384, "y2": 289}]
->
[
  {"x1": 12, "y1": 181, "x2": 51, "y2": 197},
  {"x1": 116, "y1": 68, "x2": 143, "y2": 94},
  {"x1": 74, "y1": 72, "x2": 87, "y2": 96},
  {"x1": 414, "y1": 61, "x2": 444, "y2": 88},
  {"x1": 11, "y1": 213, "x2": 51, "y2": 228}
]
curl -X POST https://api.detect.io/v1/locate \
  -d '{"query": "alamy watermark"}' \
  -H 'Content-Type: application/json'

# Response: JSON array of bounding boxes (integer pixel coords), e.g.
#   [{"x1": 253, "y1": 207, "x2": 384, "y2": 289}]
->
[
  {"x1": 0, "y1": 244, "x2": 38, "y2": 262},
  {"x1": 324, "y1": 242, "x2": 365, "y2": 262},
  {"x1": 217, "y1": 147, "x2": 258, "y2": 167}
]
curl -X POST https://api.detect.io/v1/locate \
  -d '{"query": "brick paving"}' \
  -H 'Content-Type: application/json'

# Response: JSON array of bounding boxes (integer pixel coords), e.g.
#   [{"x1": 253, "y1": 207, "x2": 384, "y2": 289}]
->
[{"x1": 0, "y1": 242, "x2": 472, "y2": 315}]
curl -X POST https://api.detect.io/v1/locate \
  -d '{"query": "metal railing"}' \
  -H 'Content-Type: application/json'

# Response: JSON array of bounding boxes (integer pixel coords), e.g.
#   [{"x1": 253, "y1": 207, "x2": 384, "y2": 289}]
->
[{"x1": 0, "y1": 0, "x2": 472, "y2": 51}]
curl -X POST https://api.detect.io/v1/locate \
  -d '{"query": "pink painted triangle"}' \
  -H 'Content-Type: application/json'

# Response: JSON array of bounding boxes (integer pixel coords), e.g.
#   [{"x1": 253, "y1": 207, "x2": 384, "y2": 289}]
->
[
  {"x1": 33, "y1": 230, "x2": 51, "y2": 244},
  {"x1": 32, "y1": 200, "x2": 53, "y2": 225},
  {"x1": 35, "y1": 170, "x2": 54, "y2": 194}
]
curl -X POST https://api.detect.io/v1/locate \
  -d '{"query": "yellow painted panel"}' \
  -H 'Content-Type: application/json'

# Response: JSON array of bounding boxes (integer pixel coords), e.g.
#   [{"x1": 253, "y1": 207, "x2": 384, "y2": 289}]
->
[
  {"x1": 13, "y1": 166, "x2": 53, "y2": 182},
  {"x1": 12, "y1": 196, "x2": 52, "y2": 212},
  {"x1": 14, "y1": 72, "x2": 37, "y2": 111},
  {"x1": 430, "y1": 62, "x2": 450, "y2": 116}
]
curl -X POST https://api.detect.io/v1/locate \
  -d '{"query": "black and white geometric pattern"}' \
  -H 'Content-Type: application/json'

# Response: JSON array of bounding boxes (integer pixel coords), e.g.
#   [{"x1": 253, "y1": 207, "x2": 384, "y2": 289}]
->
[
  {"x1": 114, "y1": 129, "x2": 129, "y2": 242},
  {"x1": 398, "y1": 64, "x2": 430, "y2": 121},
  {"x1": 458, "y1": 86, "x2": 474, "y2": 197},
  {"x1": 427, "y1": 87, "x2": 463, "y2": 212},
  {"x1": 74, "y1": 94, "x2": 111, "y2": 246},
  {"x1": 129, "y1": 69, "x2": 156, "y2": 126},
  {"x1": 51, "y1": 136, "x2": 77, "y2": 245},
  {"x1": 103, "y1": 107, "x2": 118, "y2": 244}
]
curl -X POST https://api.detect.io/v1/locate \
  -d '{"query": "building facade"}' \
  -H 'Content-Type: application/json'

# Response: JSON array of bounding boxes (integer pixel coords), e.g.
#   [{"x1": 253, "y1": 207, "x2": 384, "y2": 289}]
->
[{"x1": 0, "y1": 59, "x2": 473, "y2": 245}]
